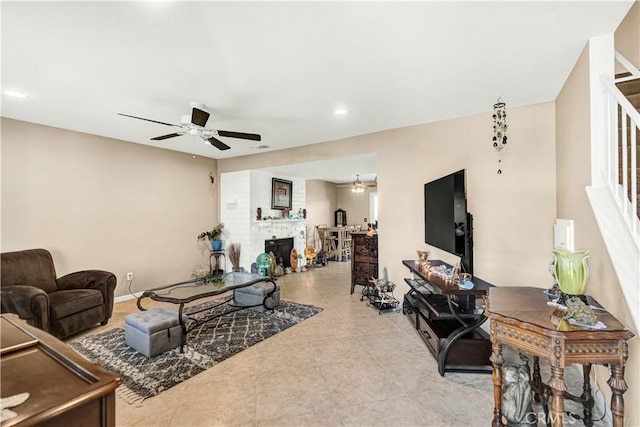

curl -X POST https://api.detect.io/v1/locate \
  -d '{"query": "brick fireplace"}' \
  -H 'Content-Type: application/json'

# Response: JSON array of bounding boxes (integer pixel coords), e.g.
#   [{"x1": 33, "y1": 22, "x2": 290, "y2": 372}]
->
[
  {"x1": 265, "y1": 237, "x2": 294, "y2": 268},
  {"x1": 220, "y1": 170, "x2": 307, "y2": 272}
]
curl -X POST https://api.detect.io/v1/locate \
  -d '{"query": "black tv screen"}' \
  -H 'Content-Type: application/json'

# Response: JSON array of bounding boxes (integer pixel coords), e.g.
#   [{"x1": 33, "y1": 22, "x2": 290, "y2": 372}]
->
[{"x1": 424, "y1": 169, "x2": 472, "y2": 272}]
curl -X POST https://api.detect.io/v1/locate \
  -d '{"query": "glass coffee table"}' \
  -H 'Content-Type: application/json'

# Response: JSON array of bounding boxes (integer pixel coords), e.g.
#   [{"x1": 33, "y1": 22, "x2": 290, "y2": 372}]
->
[{"x1": 136, "y1": 272, "x2": 277, "y2": 352}]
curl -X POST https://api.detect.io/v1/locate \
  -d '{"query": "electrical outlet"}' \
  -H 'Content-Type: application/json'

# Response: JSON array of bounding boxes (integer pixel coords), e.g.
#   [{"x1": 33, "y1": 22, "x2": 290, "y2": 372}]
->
[{"x1": 127, "y1": 272, "x2": 133, "y2": 281}]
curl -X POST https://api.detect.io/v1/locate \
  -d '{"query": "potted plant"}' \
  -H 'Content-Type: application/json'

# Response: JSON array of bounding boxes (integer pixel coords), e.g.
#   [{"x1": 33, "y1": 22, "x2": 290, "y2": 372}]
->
[{"x1": 197, "y1": 223, "x2": 225, "y2": 251}]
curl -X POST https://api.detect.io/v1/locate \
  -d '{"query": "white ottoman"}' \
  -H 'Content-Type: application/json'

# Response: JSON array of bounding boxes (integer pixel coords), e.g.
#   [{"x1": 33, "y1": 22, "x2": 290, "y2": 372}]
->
[
  {"x1": 125, "y1": 307, "x2": 185, "y2": 357},
  {"x1": 233, "y1": 282, "x2": 281, "y2": 313}
]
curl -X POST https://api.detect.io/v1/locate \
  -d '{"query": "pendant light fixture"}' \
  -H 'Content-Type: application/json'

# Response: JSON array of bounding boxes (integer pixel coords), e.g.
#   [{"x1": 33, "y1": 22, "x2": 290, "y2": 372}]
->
[{"x1": 352, "y1": 174, "x2": 365, "y2": 194}]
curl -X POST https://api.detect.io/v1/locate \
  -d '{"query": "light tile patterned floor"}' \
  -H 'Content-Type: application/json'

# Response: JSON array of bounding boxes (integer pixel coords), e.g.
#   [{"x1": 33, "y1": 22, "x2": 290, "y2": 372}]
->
[{"x1": 73, "y1": 261, "x2": 602, "y2": 427}]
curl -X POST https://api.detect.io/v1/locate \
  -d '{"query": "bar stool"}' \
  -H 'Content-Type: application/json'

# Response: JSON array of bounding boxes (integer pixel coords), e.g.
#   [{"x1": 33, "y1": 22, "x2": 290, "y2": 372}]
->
[
  {"x1": 341, "y1": 227, "x2": 354, "y2": 260},
  {"x1": 318, "y1": 225, "x2": 337, "y2": 261}
]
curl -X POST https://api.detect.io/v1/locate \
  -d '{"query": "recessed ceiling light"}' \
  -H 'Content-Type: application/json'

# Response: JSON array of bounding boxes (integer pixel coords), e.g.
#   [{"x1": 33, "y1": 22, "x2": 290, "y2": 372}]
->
[
  {"x1": 4, "y1": 90, "x2": 28, "y2": 99},
  {"x1": 334, "y1": 109, "x2": 347, "y2": 115}
]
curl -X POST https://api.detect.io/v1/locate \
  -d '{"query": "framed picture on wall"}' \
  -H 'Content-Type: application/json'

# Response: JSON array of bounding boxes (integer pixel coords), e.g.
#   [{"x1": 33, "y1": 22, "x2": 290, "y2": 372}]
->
[{"x1": 271, "y1": 178, "x2": 292, "y2": 210}]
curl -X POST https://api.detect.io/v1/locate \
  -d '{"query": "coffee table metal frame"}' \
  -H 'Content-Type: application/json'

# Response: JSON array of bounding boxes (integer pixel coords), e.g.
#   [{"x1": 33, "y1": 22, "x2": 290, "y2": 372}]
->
[{"x1": 136, "y1": 272, "x2": 277, "y2": 352}]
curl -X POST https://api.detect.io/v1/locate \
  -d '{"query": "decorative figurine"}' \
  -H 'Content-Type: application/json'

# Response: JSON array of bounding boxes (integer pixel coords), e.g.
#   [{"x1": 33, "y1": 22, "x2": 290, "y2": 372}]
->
[
  {"x1": 256, "y1": 207, "x2": 262, "y2": 220},
  {"x1": 501, "y1": 353, "x2": 534, "y2": 426}
]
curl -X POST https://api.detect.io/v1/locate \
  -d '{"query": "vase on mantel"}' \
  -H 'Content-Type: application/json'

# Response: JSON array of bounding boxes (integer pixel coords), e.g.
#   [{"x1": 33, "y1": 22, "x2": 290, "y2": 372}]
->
[{"x1": 552, "y1": 247, "x2": 589, "y2": 303}]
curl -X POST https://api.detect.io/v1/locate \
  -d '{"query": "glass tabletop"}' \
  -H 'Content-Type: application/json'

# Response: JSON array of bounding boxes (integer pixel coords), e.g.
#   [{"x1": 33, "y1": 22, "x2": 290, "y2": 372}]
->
[{"x1": 140, "y1": 272, "x2": 275, "y2": 304}]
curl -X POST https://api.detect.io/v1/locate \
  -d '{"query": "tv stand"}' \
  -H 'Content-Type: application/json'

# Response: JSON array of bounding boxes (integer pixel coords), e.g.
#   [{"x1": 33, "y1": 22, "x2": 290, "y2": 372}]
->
[{"x1": 402, "y1": 260, "x2": 493, "y2": 376}]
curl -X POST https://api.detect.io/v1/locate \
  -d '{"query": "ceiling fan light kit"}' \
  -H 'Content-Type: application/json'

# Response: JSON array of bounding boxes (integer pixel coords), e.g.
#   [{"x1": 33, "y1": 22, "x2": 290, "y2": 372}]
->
[
  {"x1": 352, "y1": 174, "x2": 366, "y2": 194},
  {"x1": 117, "y1": 104, "x2": 261, "y2": 151}
]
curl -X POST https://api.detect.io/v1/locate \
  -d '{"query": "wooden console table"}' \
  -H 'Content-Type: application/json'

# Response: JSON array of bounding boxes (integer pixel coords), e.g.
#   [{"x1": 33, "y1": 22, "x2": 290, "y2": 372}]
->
[{"x1": 485, "y1": 286, "x2": 634, "y2": 427}]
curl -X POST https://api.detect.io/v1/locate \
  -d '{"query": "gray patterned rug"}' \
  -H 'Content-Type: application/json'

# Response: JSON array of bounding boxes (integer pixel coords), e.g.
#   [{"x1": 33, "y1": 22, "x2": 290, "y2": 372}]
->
[{"x1": 69, "y1": 300, "x2": 323, "y2": 404}]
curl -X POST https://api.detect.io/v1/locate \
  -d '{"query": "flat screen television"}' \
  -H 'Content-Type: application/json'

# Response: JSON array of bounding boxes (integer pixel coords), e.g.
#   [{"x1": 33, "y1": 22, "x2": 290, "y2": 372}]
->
[{"x1": 424, "y1": 169, "x2": 473, "y2": 274}]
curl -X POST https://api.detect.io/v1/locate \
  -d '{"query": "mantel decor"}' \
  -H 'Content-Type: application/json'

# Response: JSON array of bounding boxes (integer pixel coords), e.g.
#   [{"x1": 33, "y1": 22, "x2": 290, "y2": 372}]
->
[{"x1": 271, "y1": 178, "x2": 292, "y2": 210}]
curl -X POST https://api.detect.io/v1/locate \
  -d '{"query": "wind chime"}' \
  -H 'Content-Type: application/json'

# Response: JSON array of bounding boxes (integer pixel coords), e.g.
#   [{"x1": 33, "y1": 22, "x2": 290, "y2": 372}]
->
[{"x1": 492, "y1": 98, "x2": 508, "y2": 174}]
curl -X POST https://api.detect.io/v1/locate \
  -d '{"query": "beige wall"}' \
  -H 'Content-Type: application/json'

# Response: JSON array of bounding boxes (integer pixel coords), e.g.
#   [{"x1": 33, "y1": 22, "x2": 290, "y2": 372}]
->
[
  {"x1": 336, "y1": 186, "x2": 373, "y2": 228},
  {"x1": 1, "y1": 118, "x2": 218, "y2": 297},
  {"x1": 220, "y1": 102, "x2": 557, "y2": 293},
  {"x1": 304, "y1": 180, "x2": 337, "y2": 227},
  {"x1": 556, "y1": 45, "x2": 639, "y2": 425},
  {"x1": 615, "y1": 1, "x2": 640, "y2": 72}
]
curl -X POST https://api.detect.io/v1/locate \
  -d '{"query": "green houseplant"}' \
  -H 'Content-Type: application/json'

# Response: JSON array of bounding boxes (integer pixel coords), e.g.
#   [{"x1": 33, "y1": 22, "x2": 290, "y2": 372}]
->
[{"x1": 197, "y1": 223, "x2": 225, "y2": 251}]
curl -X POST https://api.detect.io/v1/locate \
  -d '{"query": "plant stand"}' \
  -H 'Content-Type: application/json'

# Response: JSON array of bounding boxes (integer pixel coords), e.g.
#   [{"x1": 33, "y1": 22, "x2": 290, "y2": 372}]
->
[{"x1": 209, "y1": 250, "x2": 226, "y2": 279}]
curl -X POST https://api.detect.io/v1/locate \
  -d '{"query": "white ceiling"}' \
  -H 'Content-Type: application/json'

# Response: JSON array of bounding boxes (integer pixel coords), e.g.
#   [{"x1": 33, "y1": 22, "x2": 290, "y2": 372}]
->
[{"x1": 1, "y1": 1, "x2": 633, "y2": 183}]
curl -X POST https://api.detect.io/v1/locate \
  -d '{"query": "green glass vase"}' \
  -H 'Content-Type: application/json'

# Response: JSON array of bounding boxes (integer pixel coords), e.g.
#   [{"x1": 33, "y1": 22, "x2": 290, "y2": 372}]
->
[{"x1": 552, "y1": 247, "x2": 589, "y2": 296}]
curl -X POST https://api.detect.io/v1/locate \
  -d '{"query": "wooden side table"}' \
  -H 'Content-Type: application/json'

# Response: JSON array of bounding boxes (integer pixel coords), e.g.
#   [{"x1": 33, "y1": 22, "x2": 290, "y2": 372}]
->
[
  {"x1": 1, "y1": 314, "x2": 121, "y2": 426},
  {"x1": 485, "y1": 286, "x2": 634, "y2": 427}
]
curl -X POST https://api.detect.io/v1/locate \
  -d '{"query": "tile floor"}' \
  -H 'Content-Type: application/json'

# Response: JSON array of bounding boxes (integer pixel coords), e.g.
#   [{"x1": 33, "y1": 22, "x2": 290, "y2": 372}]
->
[{"x1": 76, "y1": 261, "x2": 605, "y2": 427}]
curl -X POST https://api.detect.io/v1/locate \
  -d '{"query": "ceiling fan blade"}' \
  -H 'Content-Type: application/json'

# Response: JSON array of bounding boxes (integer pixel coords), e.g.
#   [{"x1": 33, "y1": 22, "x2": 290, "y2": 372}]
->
[
  {"x1": 217, "y1": 130, "x2": 261, "y2": 141},
  {"x1": 207, "y1": 136, "x2": 231, "y2": 151},
  {"x1": 151, "y1": 133, "x2": 182, "y2": 141},
  {"x1": 191, "y1": 108, "x2": 210, "y2": 127},
  {"x1": 117, "y1": 113, "x2": 180, "y2": 127}
]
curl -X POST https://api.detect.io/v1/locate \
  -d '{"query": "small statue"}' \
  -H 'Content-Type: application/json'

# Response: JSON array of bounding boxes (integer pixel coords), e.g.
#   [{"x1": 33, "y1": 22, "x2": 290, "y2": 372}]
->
[
  {"x1": 564, "y1": 296, "x2": 597, "y2": 326},
  {"x1": 366, "y1": 223, "x2": 375, "y2": 236},
  {"x1": 256, "y1": 207, "x2": 262, "y2": 221},
  {"x1": 502, "y1": 353, "x2": 534, "y2": 426},
  {"x1": 274, "y1": 265, "x2": 284, "y2": 277}
]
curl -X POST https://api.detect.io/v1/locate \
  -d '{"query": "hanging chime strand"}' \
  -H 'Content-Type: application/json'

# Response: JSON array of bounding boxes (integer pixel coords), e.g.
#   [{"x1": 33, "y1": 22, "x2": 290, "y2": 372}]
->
[{"x1": 492, "y1": 99, "x2": 508, "y2": 174}]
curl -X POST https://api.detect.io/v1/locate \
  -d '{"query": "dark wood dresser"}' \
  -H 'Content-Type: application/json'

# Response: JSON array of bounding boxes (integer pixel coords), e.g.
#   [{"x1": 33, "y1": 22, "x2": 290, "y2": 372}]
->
[
  {"x1": 350, "y1": 232, "x2": 378, "y2": 294},
  {"x1": 0, "y1": 314, "x2": 121, "y2": 426}
]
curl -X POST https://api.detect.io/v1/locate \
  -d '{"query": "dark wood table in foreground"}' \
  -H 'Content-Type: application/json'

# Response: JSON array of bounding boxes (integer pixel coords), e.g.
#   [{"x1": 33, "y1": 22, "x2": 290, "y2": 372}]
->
[
  {"x1": 485, "y1": 286, "x2": 634, "y2": 427},
  {"x1": 0, "y1": 314, "x2": 121, "y2": 426}
]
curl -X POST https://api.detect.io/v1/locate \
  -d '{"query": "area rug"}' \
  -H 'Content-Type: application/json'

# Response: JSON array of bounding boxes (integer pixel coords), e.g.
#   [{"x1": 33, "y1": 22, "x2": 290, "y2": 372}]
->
[{"x1": 69, "y1": 300, "x2": 323, "y2": 404}]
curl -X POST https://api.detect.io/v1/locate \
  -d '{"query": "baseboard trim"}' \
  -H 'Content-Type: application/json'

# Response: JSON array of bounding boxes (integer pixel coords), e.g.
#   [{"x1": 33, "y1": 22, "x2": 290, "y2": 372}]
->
[{"x1": 114, "y1": 293, "x2": 142, "y2": 304}]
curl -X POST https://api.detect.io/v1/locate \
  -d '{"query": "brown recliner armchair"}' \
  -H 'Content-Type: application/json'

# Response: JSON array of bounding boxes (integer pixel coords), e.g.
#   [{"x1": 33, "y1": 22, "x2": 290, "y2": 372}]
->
[{"x1": 1, "y1": 248, "x2": 116, "y2": 339}]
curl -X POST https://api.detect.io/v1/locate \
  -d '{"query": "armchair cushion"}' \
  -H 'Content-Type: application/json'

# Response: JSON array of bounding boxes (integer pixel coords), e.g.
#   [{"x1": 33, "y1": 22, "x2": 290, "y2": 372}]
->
[
  {"x1": 48, "y1": 290, "x2": 103, "y2": 320},
  {"x1": 56, "y1": 270, "x2": 117, "y2": 320}
]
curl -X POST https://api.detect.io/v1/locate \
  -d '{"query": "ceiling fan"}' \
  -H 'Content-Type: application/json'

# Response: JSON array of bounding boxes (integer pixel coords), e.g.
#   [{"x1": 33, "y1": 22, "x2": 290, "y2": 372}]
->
[
  {"x1": 336, "y1": 174, "x2": 377, "y2": 193},
  {"x1": 117, "y1": 103, "x2": 261, "y2": 151}
]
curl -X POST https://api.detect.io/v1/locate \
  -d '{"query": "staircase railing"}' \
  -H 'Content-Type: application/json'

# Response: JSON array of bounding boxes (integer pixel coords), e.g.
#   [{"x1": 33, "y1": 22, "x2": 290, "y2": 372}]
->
[
  {"x1": 588, "y1": 40, "x2": 639, "y2": 333},
  {"x1": 599, "y1": 63, "x2": 640, "y2": 247}
]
